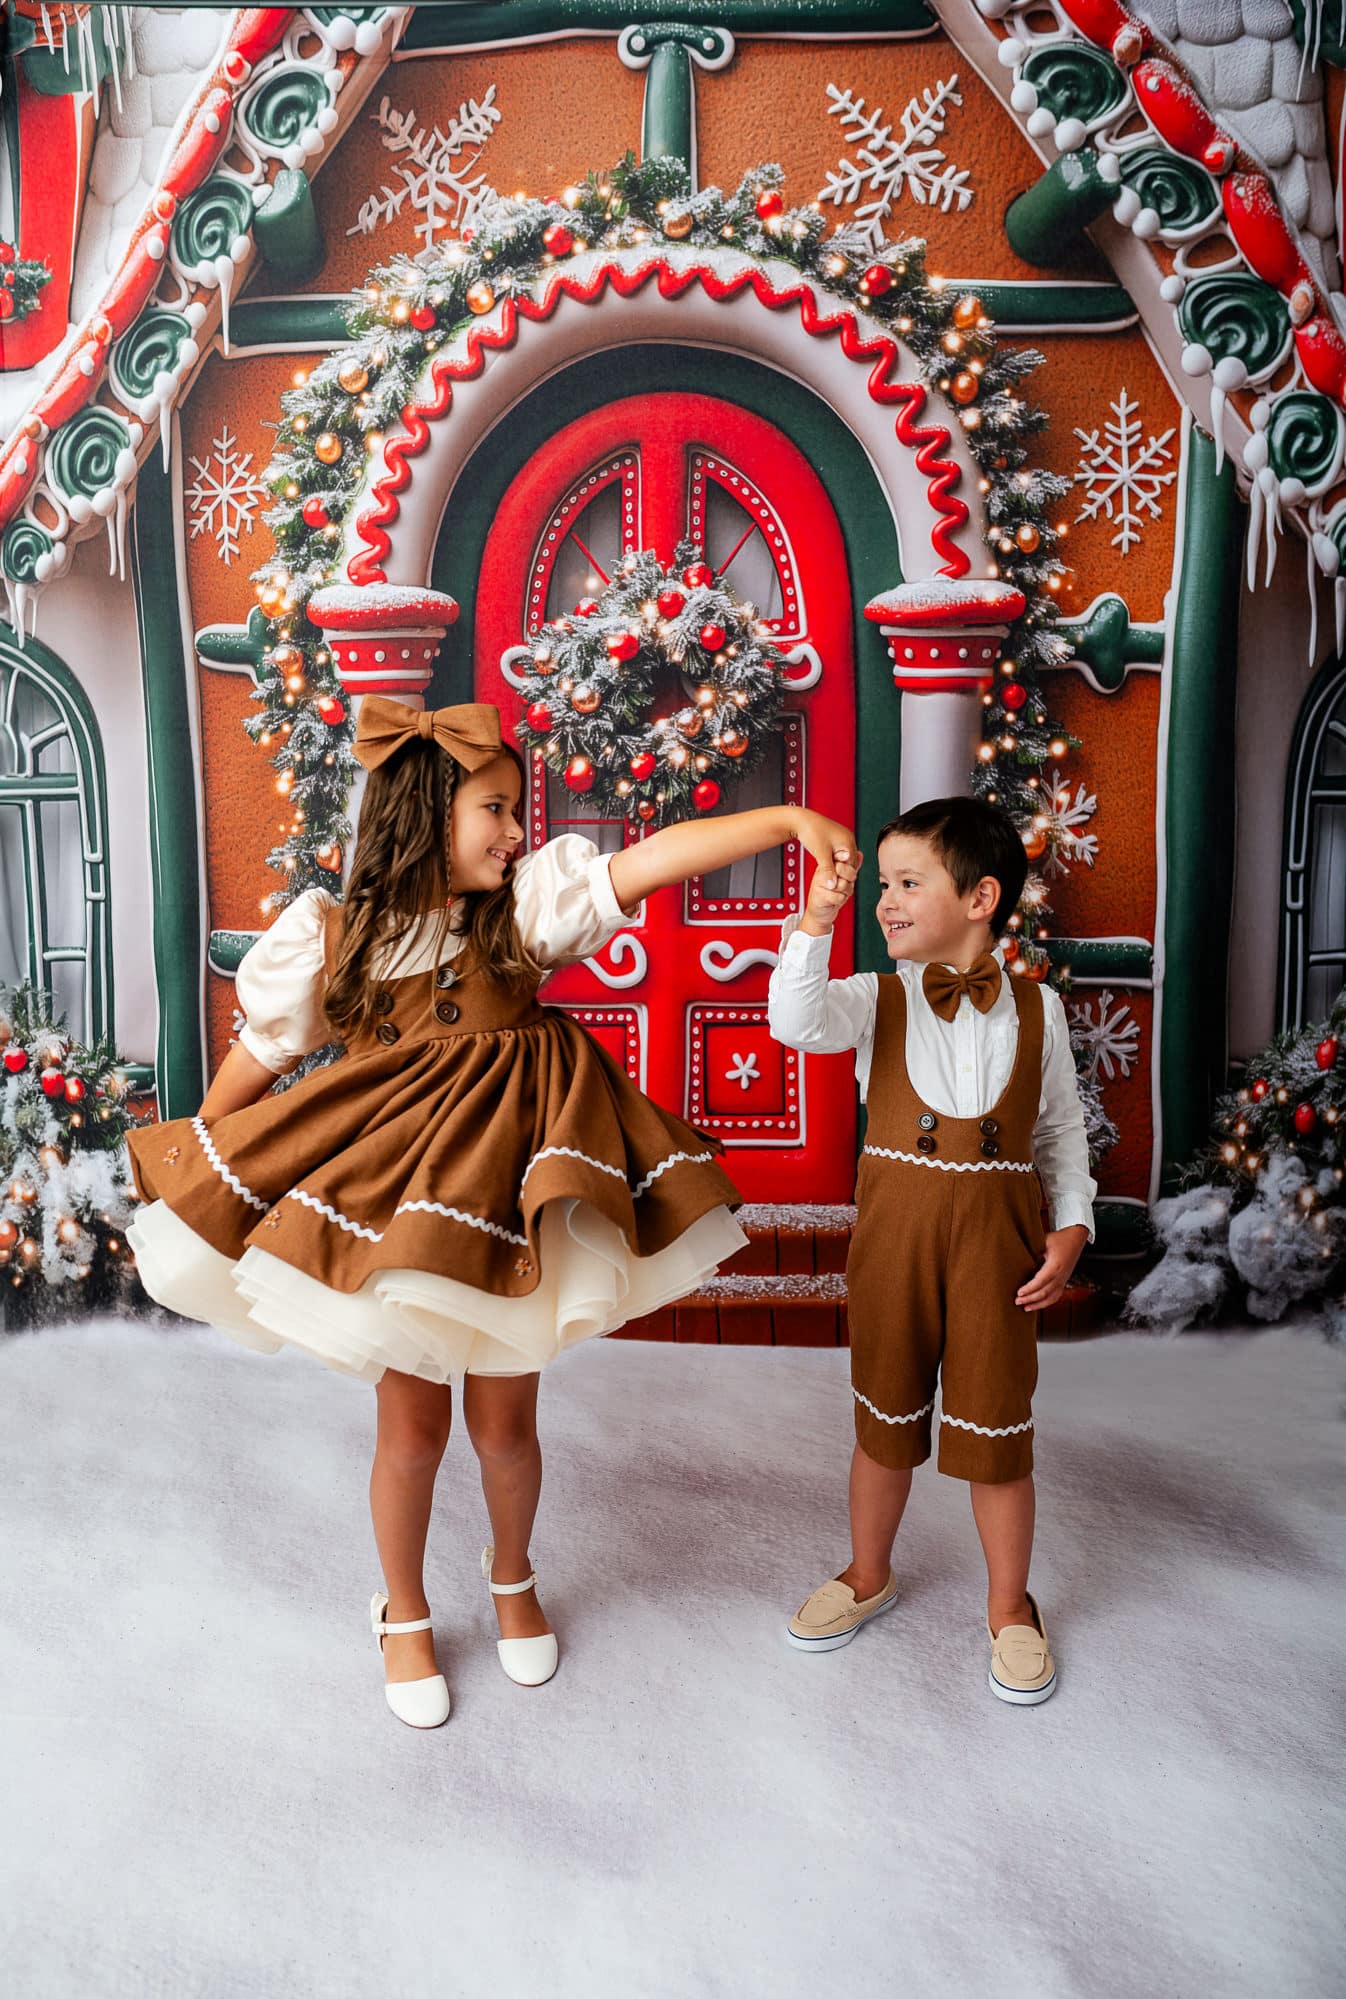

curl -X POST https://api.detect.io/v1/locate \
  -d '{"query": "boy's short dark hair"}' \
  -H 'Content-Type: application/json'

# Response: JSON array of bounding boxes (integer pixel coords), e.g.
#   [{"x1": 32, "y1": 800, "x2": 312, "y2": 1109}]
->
[{"x1": 874, "y1": 795, "x2": 1027, "y2": 934}]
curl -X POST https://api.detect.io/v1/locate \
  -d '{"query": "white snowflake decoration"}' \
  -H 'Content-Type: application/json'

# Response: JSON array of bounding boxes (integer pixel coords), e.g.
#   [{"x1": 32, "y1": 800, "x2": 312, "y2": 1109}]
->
[
  {"x1": 1044, "y1": 774, "x2": 1099, "y2": 879},
  {"x1": 348, "y1": 89, "x2": 503, "y2": 249},
  {"x1": 725, "y1": 1051, "x2": 760, "y2": 1092},
  {"x1": 1072, "y1": 392, "x2": 1177, "y2": 554},
  {"x1": 185, "y1": 426, "x2": 266, "y2": 566},
  {"x1": 1069, "y1": 989, "x2": 1140, "y2": 1083},
  {"x1": 819, "y1": 78, "x2": 973, "y2": 248}
]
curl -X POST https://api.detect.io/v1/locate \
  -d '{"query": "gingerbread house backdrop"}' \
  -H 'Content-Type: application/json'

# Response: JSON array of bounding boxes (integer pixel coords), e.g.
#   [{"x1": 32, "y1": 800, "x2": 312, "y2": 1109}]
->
[{"x1": 1, "y1": 0, "x2": 1342, "y2": 1327}]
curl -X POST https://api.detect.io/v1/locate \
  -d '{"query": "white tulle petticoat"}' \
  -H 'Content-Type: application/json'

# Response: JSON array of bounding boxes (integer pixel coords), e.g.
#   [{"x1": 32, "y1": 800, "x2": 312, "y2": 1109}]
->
[{"x1": 127, "y1": 1196, "x2": 745, "y2": 1383}]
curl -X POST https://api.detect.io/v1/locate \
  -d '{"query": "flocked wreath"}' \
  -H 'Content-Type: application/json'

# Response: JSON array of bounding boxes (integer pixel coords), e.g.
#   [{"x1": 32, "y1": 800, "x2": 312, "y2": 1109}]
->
[{"x1": 507, "y1": 537, "x2": 786, "y2": 825}]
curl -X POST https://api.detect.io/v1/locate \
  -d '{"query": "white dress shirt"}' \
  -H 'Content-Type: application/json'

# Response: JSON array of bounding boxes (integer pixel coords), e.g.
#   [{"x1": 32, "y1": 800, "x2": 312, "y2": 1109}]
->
[
  {"x1": 234, "y1": 834, "x2": 628, "y2": 1075},
  {"x1": 767, "y1": 922, "x2": 1097, "y2": 1240}
]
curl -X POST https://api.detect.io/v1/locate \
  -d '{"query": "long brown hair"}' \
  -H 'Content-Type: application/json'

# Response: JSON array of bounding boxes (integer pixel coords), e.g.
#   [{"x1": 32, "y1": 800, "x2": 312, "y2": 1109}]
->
[{"x1": 324, "y1": 738, "x2": 542, "y2": 1042}]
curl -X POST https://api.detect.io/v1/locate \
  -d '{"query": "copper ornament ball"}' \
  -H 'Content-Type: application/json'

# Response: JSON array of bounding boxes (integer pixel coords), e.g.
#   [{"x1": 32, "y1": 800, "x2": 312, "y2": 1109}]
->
[
  {"x1": 466, "y1": 280, "x2": 495, "y2": 315},
  {"x1": 571, "y1": 683, "x2": 602, "y2": 715},
  {"x1": 337, "y1": 359, "x2": 369, "y2": 394},
  {"x1": 314, "y1": 432, "x2": 343, "y2": 465},
  {"x1": 952, "y1": 294, "x2": 983, "y2": 329},
  {"x1": 950, "y1": 372, "x2": 979, "y2": 406}
]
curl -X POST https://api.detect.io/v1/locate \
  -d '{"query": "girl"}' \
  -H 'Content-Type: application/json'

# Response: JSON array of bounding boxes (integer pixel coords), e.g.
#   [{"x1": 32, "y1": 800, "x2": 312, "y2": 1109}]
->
[{"x1": 127, "y1": 695, "x2": 855, "y2": 1730}]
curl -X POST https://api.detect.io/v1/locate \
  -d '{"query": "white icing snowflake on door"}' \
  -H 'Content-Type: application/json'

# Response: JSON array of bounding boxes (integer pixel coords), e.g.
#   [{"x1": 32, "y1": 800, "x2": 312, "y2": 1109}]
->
[
  {"x1": 185, "y1": 425, "x2": 266, "y2": 566},
  {"x1": 725, "y1": 1051, "x2": 761, "y2": 1091},
  {"x1": 1072, "y1": 392, "x2": 1177, "y2": 554},
  {"x1": 1068, "y1": 989, "x2": 1140, "y2": 1083},
  {"x1": 819, "y1": 78, "x2": 973, "y2": 249},
  {"x1": 348, "y1": 88, "x2": 503, "y2": 249}
]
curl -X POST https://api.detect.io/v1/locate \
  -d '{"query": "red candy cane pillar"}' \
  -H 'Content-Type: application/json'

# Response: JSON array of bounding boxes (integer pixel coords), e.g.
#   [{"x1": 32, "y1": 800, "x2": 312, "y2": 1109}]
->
[
  {"x1": 306, "y1": 581, "x2": 460, "y2": 836},
  {"x1": 864, "y1": 579, "x2": 1025, "y2": 807}
]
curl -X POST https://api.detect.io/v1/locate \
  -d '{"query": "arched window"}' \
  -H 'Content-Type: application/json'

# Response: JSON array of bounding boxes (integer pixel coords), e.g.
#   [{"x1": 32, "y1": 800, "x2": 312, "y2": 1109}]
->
[{"x1": 0, "y1": 634, "x2": 112, "y2": 1044}]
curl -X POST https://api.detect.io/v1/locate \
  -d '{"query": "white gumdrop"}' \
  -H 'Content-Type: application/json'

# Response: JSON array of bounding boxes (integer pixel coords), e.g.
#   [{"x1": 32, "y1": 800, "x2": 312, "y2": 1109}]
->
[
  {"x1": 1212, "y1": 356, "x2": 1247, "y2": 391},
  {"x1": 324, "y1": 14, "x2": 357, "y2": 50},
  {"x1": 67, "y1": 494, "x2": 93, "y2": 525},
  {"x1": 1278, "y1": 476, "x2": 1307, "y2": 507},
  {"x1": 92, "y1": 488, "x2": 117, "y2": 519},
  {"x1": 179, "y1": 337, "x2": 200, "y2": 368},
  {"x1": 1159, "y1": 273, "x2": 1186, "y2": 304},
  {"x1": 1112, "y1": 186, "x2": 1142, "y2": 225},
  {"x1": 1095, "y1": 151, "x2": 1121, "y2": 185},
  {"x1": 1026, "y1": 107, "x2": 1055, "y2": 139},
  {"x1": 1010, "y1": 82, "x2": 1038, "y2": 115},
  {"x1": 1243, "y1": 431, "x2": 1269, "y2": 470},
  {"x1": 976, "y1": 0, "x2": 1015, "y2": 15},
  {"x1": 282, "y1": 144, "x2": 305, "y2": 172},
  {"x1": 301, "y1": 127, "x2": 323, "y2": 157},
  {"x1": 229, "y1": 233, "x2": 250, "y2": 263},
  {"x1": 1180, "y1": 343, "x2": 1213, "y2": 377},
  {"x1": 353, "y1": 19, "x2": 382, "y2": 53},
  {"x1": 185, "y1": 302, "x2": 206, "y2": 329},
  {"x1": 1251, "y1": 399, "x2": 1271, "y2": 431},
  {"x1": 33, "y1": 550, "x2": 53, "y2": 582},
  {"x1": 1257, "y1": 465, "x2": 1279, "y2": 497},
  {"x1": 317, "y1": 105, "x2": 338, "y2": 134},
  {"x1": 998, "y1": 38, "x2": 1026, "y2": 68},
  {"x1": 114, "y1": 446, "x2": 138, "y2": 484},
  {"x1": 1132, "y1": 206, "x2": 1161, "y2": 239},
  {"x1": 1054, "y1": 118, "x2": 1087, "y2": 152}
]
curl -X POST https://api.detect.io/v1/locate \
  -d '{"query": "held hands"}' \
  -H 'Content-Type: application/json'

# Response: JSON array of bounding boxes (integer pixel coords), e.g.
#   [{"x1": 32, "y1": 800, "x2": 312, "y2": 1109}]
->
[
  {"x1": 1016, "y1": 1224, "x2": 1089, "y2": 1312},
  {"x1": 795, "y1": 811, "x2": 861, "y2": 937}
]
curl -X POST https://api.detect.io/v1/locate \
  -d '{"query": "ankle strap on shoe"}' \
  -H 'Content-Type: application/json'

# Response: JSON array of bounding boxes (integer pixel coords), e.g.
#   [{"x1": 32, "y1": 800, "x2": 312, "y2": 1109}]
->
[
  {"x1": 487, "y1": 1572, "x2": 537, "y2": 1596},
  {"x1": 381, "y1": 1614, "x2": 433, "y2": 1634}
]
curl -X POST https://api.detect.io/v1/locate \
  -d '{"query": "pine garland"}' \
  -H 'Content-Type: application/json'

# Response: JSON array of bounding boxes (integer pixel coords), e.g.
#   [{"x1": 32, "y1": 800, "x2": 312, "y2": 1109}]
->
[
  {"x1": 247, "y1": 152, "x2": 1085, "y2": 972},
  {"x1": 0, "y1": 983, "x2": 149, "y2": 1324},
  {"x1": 0, "y1": 240, "x2": 51, "y2": 325}
]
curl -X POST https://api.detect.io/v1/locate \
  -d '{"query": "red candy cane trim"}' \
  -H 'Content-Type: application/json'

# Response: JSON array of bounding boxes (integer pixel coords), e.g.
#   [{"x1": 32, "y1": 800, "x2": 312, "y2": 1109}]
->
[
  {"x1": 347, "y1": 256, "x2": 972, "y2": 585},
  {"x1": 159, "y1": 85, "x2": 236, "y2": 201}
]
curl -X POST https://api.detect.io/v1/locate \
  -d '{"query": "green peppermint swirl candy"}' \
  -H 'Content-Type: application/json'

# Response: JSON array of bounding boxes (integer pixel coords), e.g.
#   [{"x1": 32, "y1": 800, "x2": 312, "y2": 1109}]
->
[
  {"x1": 110, "y1": 308, "x2": 193, "y2": 403},
  {"x1": 1118, "y1": 148, "x2": 1218, "y2": 237},
  {"x1": 1020, "y1": 45, "x2": 1127, "y2": 127},
  {"x1": 46, "y1": 408, "x2": 132, "y2": 502},
  {"x1": 243, "y1": 67, "x2": 327, "y2": 152},
  {"x1": 1266, "y1": 392, "x2": 1346, "y2": 499},
  {"x1": 171, "y1": 175, "x2": 253, "y2": 270},
  {"x1": 1, "y1": 519, "x2": 53, "y2": 584},
  {"x1": 1324, "y1": 501, "x2": 1346, "y2": 572},
  {"x1": 1176, "y1": 273, "x2": 1291, "y2": 380}
]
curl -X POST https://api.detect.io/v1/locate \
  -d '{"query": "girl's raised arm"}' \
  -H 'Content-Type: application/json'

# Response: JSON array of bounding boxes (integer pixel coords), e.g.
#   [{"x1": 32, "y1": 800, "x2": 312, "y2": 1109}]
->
[{"x1": 607, "y1": 804, "x2": 859, "y2": 915}]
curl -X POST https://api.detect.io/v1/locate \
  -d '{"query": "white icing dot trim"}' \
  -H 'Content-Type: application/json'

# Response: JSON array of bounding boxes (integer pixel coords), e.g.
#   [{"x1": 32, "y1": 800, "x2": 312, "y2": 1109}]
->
[
  {"x1": 283, "y1": 1188, "x2": 527, "y2": 1247},
  {"x1": 863, "y1": 1145, "x2": 1036, "y2": 1174},
  {"x1": 852, "y1": 1388, "x2": 934, "y2": 1427},
  {"x1": 191, "y1": 1116, "x2": 270, "y2": 1212},
  {"x1": 941, "y1": 1413, "x2": 1034, "y2": 1438}
]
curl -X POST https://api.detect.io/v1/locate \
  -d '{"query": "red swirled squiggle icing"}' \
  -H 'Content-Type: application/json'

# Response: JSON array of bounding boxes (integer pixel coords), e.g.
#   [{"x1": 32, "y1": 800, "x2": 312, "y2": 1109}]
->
[{"x1": 347, "y1": 256, "x2": 971, "y2": 584}]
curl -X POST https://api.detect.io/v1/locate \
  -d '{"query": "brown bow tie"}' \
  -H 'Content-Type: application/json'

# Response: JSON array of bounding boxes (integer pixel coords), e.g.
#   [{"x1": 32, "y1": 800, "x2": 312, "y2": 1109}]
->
[
  {"x1": 922, "y1": 953, "x2": 1002, "y2": 1022},
  {"x1": 353, "y1": 695, "x2": 503, "y2": 773}
]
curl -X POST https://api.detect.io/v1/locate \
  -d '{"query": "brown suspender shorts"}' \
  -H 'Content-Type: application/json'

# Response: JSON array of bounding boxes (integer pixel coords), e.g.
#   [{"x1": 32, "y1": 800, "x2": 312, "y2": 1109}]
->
[{"x1": 845, "y1": 973, "x2": 1048, "y2": 1485}]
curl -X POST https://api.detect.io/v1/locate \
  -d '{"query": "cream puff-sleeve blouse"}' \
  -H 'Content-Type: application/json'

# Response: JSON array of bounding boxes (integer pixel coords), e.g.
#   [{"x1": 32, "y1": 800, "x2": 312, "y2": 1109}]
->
[{"x1": 233, "y1": 834, "x2": 632, "y2": 1075}]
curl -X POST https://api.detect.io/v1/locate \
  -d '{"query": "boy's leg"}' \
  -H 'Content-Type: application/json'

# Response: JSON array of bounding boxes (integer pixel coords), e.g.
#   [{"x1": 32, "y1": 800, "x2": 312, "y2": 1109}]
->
[
  {"x1": 969, "y1": 1473, "x2": 1035, "y2": 1633},
  {"x1": 841, "y1": 1446, "x2": 913, "y2": 1600}
]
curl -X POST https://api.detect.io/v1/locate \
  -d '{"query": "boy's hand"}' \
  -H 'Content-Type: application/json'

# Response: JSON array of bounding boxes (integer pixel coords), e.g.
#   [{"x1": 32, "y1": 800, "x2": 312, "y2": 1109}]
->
[{"x1": 1016, "y1": 1224, "x2": 1089, "y2": 1312}]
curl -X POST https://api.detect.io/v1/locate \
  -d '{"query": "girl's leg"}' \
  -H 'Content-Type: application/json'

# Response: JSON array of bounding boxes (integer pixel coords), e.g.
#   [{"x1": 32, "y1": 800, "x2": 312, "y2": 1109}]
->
[
  {"x1": 370, "y1": 1368, "x2": 453, "y2": 1681},
  {"x1": 462, "y1": 1372, "x2": 551, "y2": 1642},
  {"x1": 839, "y1": 1442, "x2": 914, "y2": 1599},
  {"x1": 969, "y1": 1473, "x2": 1036, "y2": 1634}
]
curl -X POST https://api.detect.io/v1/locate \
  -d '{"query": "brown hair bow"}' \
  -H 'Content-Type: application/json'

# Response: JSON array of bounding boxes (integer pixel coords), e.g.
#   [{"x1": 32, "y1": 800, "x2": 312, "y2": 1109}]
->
[{"x1": 352, "y1": 695, "x2": 503, "y2": 773}]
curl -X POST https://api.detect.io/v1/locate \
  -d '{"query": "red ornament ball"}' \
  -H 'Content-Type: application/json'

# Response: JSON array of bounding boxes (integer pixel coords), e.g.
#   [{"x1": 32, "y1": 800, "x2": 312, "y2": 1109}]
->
[
  {"x1": 0, "y1": 1220, "x2": 16, "y2": 1251},
  {"x1": 693, "y1": 779, "x2": 722, "y2": 812},
  {"x1": 1250, "y1": 1078, "x2": 1269, "y2": 1100},
  {"x1": 316, "y1": 695, "x2": 346, "y2": 725},
  {"x1": 41, "y1": 1071, "x2": 66, "y2": 1100},
  {"x1": 0, "y1": 293, "x2": 14, "y2": 322},
  {"x1": 64, "y1": 1077, "x2": 86, "y2": 1103},
  {"x1": 574, "y1": 598, "x2": 599, "y2": 618},
  {"x1": 860, "y1": 264, "x2": 893, "y2": 297},
  {"x1": 525, "y1": 700, "x2": 554, "y2": 733},
  {"x1": 1294, "y1": 1101, "x2": 1318, "y2": 1136},
  {"x1": 629, "y1": 751, "x2": 656, "y2": 781},
  {"x1": 409, "y1": 304, "x2": 436, "y2": 332},
  {"x1": 698, "y1": 621, "x2": 726, "y2": 652},
  {"x1": 1001, "y1": 681, "x2": 1028, "y2": 712},
  {"x1": 542, "y1": 222, "x2": 573, "y2": 256},
  {"x1": 563, "y1": 756, "x2": 594, "y2": 794},
  {"x1": 0, "y1": 243, "x2": 14, "y2": 266},
  {"x1": 657, "y1": 588, "x2": 686, "y2": 618},
  {"x1": 636, "y1": 800, "x2": 657, "y2": 823},
  {"x1": 1316, "y1": 1036, "x2": 1339, "y2": 1071},
  {"x1": 3, "y1": 1049, "x2": 27, "y2": 1074},
  {"x1": 301, "y1": 497, "x2": 329, "y2": 530},
  {"x1": 607, "y1": 630, "x2": 640, "y2": 662},
  {"x1": 683, "y1": 561, "x2": 714, "y2": 589},
  {"x1": 755, "y1": 188, "x2": 784, "y2": 221}
]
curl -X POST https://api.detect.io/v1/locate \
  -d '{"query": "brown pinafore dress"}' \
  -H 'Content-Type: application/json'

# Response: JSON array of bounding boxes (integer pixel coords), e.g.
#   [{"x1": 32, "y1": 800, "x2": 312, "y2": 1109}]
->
[{"x1": 845, "y1": 971, "x2": 1047, "y2": 1485}]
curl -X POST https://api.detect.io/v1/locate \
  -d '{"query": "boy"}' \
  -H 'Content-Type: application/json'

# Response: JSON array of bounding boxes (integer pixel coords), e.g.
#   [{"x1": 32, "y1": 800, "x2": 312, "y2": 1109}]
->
[{"x1": 768, "y1": 797, "x2": 1095, "y2": 1703}]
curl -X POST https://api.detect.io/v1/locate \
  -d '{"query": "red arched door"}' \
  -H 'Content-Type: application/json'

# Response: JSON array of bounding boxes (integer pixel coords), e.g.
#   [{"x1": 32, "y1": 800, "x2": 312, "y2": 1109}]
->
[{"x1": 476, "y1": 393, "x2": 856, "y2": 1203}]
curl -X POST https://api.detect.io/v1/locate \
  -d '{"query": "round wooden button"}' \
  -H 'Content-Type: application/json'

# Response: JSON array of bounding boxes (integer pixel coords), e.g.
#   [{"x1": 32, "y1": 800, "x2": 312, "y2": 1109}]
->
[
  {"x1": 980, "y1": 1138, "x2": 1000, "y2": 1158},
  {"x1": 373, "y1": 991, "x2": 394, "y2": 1016},
  {"x1": 916, "y1": 1134, "x2": 937, "y2": 1154},
  {"x1": 918, "y1": 1111, "x2": 937, "y2": 1131},
  {"x1": 435, "y1": 965, "x2": 458, "y2": 990},
  {"x1": 979, "y1": 1116, "x2": 999, "y2": 1137},
  {"x1": 435, "y1": 1000, "x2": 460, "y2": 1025},
  {"x1": 376, "y1": 1022, "x2": 399, "y2": 1045}
]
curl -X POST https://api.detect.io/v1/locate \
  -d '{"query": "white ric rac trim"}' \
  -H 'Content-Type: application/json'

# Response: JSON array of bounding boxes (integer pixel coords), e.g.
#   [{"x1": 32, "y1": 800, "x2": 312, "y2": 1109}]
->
[
  {"x1": 863, "y1": 1146, "x2": 1036, "y2": 1174},
  {"x1": 941, "y1": 1414, "x2": 1035, "y2": 1437},
  {"x1": 520, "y1": 1145, "x2": 629, "y2": 1191},
  {"x1": 191, "y1": 1117, "x2": 270, "y2": 1212},
  {"x1": 283, "y1": 1188, "x2": 528, "y2": 1247},
  {"x1": 853, "y1": 1388, "x2": 935, "y2": 1426},
  {"x1": 632, "y1": 1149, "x2": 716, "y2": 1197}
]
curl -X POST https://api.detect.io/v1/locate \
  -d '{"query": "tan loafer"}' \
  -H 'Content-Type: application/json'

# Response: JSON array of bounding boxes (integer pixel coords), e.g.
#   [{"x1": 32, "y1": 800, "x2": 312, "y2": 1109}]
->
[
  {"x1": 988, "y1": 1592, "x2": 1057, "y2": 1705},
  {"x1": 787, "y1": 1571, "x2": 898, "y2": 1652}
]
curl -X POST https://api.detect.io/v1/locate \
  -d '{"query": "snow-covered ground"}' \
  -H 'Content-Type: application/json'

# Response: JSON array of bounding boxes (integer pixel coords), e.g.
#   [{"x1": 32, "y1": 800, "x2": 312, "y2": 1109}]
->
[{"x1": 3, "y1": 1317, "x2": 1342, "y2": 1996}]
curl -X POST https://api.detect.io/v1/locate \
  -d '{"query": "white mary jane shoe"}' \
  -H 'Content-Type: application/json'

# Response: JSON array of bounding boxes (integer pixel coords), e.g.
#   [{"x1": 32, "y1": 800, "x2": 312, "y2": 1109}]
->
[
  {"x1": 481, "y1": 1546, "x2": 559, "y2": 1688},
  {"x1": 370, "y1": 1592, "x2": 451, "y2": 1729}
]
